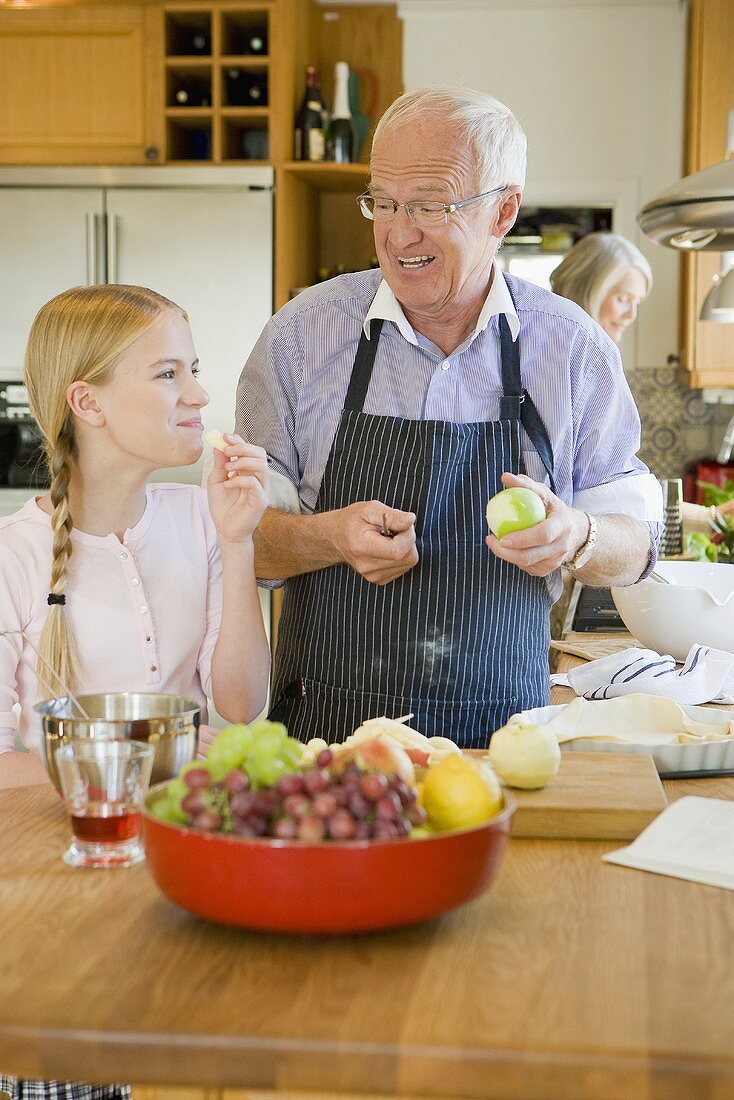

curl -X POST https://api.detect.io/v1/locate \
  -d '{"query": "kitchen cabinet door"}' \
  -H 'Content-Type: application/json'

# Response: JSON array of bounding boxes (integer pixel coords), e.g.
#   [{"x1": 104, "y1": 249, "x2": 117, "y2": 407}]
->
[
  {"x1": 0, "y1": 187, "x2": 104, "y2": 374},
  {"x1": 682, "y1": 0, "x2": 734, "y2": 387},
  {"x1": 105, "y1": 185, "x2": 273, "y2": 478},
  {"x1": 0, "y1": 5, "x2": 162, "y2": 165}
]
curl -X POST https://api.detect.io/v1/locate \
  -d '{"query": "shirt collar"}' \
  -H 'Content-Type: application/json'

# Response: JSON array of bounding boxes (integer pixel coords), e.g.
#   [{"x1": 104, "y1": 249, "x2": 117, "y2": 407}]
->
[{"x1": 363, "y1": 261, "x2": 520, "y2": 344}]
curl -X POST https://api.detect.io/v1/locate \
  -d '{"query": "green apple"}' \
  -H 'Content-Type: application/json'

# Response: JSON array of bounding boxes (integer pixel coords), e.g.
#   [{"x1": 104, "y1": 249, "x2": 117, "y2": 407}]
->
[{"x1": 486, "y1": 487, "x2": 546, "y2": 539}]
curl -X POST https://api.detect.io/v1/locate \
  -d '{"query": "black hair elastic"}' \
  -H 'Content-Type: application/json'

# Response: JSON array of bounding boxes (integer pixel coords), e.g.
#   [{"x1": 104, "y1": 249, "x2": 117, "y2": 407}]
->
[{"x1": 47, "y1": 593, "x2": 66, "y2": 606}]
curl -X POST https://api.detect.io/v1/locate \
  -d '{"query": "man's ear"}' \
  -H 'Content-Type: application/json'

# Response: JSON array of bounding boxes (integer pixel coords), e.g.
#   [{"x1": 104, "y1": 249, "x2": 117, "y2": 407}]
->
[
  {"x1": 67, "y1": 381, "x2": 105, "y2": 427},
  {"x1": 493, "y1": 189, "x2": 522, "y2": 240}
]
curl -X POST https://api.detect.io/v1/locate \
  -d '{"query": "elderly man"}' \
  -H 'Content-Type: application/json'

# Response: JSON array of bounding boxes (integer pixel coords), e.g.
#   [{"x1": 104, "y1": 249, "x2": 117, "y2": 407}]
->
[{"x1": 236, "y1": 86, "x2": 662, "y2": 747}]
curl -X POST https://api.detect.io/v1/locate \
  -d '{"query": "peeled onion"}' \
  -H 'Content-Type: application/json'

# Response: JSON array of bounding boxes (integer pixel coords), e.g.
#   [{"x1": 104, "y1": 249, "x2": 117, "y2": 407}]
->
[{"x1": 488, "y1": 718, "x2": 561, "y2": 789}]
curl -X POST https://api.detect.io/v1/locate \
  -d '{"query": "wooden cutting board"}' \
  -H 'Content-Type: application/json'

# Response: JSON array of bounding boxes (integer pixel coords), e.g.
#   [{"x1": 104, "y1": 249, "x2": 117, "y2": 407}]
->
[{"x1": 501, "y1": 751, "x2": 668, "y2": 840}]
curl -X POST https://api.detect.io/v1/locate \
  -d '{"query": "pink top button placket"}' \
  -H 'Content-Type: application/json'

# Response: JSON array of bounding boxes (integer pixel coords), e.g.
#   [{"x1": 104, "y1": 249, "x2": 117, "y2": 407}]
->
[{"x1": 118, "y1": 546, "x2": 161, "y2": 686}]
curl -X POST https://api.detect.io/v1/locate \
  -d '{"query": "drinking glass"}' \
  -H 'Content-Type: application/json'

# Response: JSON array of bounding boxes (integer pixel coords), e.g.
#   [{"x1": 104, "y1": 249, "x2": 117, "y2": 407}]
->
[{"x1": 55, "y1": 739, "x2": 155, "y2": 868}]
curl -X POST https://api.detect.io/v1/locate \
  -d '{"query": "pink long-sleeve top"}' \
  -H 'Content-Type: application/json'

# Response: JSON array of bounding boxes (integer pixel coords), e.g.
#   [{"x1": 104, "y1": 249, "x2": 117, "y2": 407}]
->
[{"x1": 0, "y1": 484, "x2": 222, "y2": 754}]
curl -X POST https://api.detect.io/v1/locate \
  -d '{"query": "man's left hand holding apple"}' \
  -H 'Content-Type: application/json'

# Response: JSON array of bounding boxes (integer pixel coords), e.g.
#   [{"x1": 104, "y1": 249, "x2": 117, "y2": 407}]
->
[{"x1": 486, "y1": 472, "x2": 653, "y2": 586}]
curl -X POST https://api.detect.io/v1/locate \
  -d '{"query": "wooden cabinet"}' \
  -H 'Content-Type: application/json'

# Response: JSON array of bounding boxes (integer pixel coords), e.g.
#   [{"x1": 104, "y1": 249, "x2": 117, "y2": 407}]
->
[
  {"x1": 0, "y1": 4, "x2": 163, "y2": 164},
  {"x1": 681, "y1": 0, "x2": 734, "y2": 388},
  {"x1": 0, "y1": 0, "x2": 402, "y2": 311},
  {"x1": 159, "y1": 0, "x2": 402, "y2": 304},
  {"x1": 163, "y1": 2, "x2": 273, "y2": 163},
  {"x1": 274, "y1": 2, "x2": 402, "y2": 308}
]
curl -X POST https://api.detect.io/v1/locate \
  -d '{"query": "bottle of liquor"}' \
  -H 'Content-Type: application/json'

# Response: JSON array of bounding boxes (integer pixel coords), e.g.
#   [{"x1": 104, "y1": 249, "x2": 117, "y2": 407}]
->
[
  {"x1": 171, "y1": 77, "x2": 211, "y2": 108},
  {"x1": 225, "y1": 69, "x2": 268, "y2": 107},
  {"x1": 242, "y1": 27, "x2": 267, "y2": 55},
  {"x1": 230, "y1": 23, "x2": 267, "y2": 55},
  {"x1": 325, "y1": 62, "x2": 355, "y2": 164},
  {"x1": 189, "y1": 27, "x2": 210, "y2": 54},
  {"x1": 294, "y1": 66, "x2": 325, "y2": 162}
]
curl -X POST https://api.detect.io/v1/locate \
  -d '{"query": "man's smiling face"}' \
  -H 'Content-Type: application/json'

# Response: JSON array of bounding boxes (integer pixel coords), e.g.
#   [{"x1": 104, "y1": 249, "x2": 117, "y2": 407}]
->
[{"x1": 369, "y1": 118, "x2": 515, "y2": 327}]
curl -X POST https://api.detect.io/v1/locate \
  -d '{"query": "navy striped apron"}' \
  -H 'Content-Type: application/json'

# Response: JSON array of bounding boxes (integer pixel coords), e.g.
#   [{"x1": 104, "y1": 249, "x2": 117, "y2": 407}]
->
[{"x1": 270, "y1": 312, "x2": 554, "y2": 749}]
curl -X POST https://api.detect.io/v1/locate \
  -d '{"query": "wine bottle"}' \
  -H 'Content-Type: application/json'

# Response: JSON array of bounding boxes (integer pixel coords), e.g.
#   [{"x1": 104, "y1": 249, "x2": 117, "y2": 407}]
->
[
  {"x1": 230, "y1": 23, "x2": 267, "y2": 55},
  {"x1": 189, "y1": 28, "x2": 210, "y2": 54},
  {"x1": 243, "y1": 28, "x2": 267, "y2": 55},
  {"x1": 225, "y1": 69, "x2": 268, "y2": 107},
  {"x1": 294, "y1": 66, "x2": 325, "y2": 162},
  {"x1": 171, "y1": 77, "x2": 211, "y2": 108},
  {"x1": 325, "y1": 62, "x2": 355, "y2": 164}
]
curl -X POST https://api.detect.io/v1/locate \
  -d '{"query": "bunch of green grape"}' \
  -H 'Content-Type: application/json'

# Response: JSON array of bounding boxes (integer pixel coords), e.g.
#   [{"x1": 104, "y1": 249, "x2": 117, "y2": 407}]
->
[{"x1": 153, "y1": 719, "x2": 305, "y2": 828}]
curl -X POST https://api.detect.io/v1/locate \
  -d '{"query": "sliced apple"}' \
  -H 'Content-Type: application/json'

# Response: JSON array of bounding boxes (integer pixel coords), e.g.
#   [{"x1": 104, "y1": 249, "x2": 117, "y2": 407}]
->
[{"x1": 204, "y1": 429, "x2": 229, "y2": 452}]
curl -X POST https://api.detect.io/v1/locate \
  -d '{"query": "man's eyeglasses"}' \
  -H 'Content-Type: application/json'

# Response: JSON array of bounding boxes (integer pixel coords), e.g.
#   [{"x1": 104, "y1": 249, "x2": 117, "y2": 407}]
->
[{"x1": 357, "y1": 185, "x2": 508, "y2": 228}]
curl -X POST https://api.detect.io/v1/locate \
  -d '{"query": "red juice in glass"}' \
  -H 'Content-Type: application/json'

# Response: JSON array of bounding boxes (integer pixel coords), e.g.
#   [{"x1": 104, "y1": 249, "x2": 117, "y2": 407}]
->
[{"x1": 71, "y1": 802, "x2": 142, "y2": 844}]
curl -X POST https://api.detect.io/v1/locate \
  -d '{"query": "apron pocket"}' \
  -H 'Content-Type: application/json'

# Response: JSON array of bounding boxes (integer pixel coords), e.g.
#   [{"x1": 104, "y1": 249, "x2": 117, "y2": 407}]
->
[{"x1": 277, "y1": 678, "x2": 544, "y2": 749}]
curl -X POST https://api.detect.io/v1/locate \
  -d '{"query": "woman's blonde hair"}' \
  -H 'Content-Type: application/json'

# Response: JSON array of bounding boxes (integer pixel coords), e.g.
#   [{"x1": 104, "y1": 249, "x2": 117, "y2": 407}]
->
[
  {"x1": 24, "y1": 284, "x2": 186, "y2": 695},
  {"x1": 549, "y1": 232, "x2": 653, "y2": 323}
]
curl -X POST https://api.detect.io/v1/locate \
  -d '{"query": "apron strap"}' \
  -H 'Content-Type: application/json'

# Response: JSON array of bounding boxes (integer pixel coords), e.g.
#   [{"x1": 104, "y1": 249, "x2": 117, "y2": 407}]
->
[
  {"x1": 344, "y1": 319, "x2": 384, "y2": 413},
  {"x1": 498, "y1": 312, "x2": 556, "y2": 492}
]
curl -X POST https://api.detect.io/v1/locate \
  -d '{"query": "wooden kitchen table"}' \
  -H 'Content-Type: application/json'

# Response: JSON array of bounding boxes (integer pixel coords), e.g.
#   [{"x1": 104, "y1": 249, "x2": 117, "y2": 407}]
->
[{"x1": 2, "y1": 762, "x2": 734, "y2": 1100}]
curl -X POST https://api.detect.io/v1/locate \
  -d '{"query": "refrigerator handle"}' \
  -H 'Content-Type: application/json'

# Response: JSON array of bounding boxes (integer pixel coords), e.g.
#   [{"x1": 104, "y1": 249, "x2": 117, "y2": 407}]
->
[
  {"x1": 105, "y1": 212, "x2": 118, "y2": 284},
  {"x1": 85, "y1": 211, "x2": 97, "y2": 286}
]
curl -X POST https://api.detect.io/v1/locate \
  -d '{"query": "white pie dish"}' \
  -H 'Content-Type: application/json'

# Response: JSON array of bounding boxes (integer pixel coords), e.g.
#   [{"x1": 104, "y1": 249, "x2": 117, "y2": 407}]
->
[{"x1": 519, "y1": 702, "x2": 734, "y2": 777}]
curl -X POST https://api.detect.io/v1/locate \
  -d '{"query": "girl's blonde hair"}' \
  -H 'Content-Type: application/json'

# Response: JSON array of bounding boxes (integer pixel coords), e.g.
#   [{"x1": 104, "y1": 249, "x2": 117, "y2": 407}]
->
[
  {"x1": 24, "y1": 284, "x2": 186, "y2": 695},
  {"x1": 549, "y1": 232, "x2": 653, "y2": 323}
]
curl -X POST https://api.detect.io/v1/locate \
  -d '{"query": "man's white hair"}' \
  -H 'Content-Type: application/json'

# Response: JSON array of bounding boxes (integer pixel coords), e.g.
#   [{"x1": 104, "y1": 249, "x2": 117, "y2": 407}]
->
[{"x1": 371, "y1": 85, "x2": 527, "y2": 191}]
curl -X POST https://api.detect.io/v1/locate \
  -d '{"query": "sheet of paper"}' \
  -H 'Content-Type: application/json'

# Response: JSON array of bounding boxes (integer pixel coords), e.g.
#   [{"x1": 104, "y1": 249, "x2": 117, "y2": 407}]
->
[{"x1": 603, "y1": 796, "x2": 734, "y2": 890}]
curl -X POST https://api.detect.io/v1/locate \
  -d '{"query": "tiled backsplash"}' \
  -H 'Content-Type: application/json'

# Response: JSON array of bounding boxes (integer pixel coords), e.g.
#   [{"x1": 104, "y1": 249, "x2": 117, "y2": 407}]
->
[{"x1": 626, "y1": 365, "x2": 734, "y2": 483}]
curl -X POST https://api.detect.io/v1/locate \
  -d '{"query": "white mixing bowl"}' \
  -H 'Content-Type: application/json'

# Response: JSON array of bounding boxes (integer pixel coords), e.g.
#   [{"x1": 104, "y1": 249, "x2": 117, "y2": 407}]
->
[{"x1": 611, "y1": 561, "x2": 734, "y2": 660}]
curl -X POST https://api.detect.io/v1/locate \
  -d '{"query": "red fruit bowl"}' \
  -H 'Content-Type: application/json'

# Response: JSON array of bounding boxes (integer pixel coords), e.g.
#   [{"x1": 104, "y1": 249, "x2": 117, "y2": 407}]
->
[{"x1": 141, "y1": 784, "x2": 515, "y2": 934}]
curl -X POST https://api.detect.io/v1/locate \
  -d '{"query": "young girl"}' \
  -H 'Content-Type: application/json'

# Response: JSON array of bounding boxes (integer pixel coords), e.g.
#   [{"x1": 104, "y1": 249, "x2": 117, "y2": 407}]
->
[
  {"x1": 0, "y1": 284, "x2": 271, "y2": 1099},
  {"x1": 0, "y1": 283, "x2": 270, "y2": 788}
]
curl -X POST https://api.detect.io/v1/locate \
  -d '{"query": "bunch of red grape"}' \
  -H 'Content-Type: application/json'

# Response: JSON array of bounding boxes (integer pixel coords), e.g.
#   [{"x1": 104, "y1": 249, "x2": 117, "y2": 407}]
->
[{"x1": 178, "y1": 748, "x2": 427, "y2": 841}]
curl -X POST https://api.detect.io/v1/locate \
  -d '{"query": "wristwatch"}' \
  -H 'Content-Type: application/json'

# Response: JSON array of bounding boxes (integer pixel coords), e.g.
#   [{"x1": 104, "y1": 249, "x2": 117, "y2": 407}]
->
[{"x1": 568, "y1": 512, "x2": 597, "y2": 572}]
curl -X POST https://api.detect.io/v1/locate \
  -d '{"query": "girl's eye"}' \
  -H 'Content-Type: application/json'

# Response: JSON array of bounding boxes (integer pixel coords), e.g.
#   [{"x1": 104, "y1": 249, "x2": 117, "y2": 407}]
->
[
  {"x1": 158, "y1": 369, "x2": 175, "y2": 380},
  {"x1": 191, "y1": 366, "x2": 201, "y2": 377}
]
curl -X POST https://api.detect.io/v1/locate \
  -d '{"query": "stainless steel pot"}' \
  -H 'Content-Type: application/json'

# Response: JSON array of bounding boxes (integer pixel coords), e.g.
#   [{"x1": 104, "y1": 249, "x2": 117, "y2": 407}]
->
[{"x1": 36, "y1": 692, "x2": 200, "y2": 792}]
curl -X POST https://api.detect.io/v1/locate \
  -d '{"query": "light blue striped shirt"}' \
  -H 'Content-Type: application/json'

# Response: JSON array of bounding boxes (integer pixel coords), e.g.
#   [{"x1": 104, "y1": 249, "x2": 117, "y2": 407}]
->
[{"x1": 236, "y1": 266, "x2": 662, "y2": 594}]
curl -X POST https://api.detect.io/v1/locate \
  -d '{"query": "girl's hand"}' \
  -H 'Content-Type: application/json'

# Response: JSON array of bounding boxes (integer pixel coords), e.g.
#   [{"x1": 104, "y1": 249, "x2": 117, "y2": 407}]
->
[
  {"x1": 206, "y1": 434, "x2": 269, "y2": 544},
  {"x1": 196, "y1": 723, "x2": 219, "y2": 760}
]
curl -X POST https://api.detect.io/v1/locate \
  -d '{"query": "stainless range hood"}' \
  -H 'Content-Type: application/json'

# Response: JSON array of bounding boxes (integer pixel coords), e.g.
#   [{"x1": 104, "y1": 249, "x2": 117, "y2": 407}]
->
[{"x1": 637, "y1": 158, "x2": 734, "y2": 250}]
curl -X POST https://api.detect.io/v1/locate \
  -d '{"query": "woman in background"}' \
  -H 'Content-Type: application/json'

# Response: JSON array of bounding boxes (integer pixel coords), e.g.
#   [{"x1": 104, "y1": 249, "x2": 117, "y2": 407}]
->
[
  {"x1": 550, "y1": 231, "x2": 652, "y2": 344},
  {"x1": 551, "y1": 233, "x2": 733, "y2": 547}
]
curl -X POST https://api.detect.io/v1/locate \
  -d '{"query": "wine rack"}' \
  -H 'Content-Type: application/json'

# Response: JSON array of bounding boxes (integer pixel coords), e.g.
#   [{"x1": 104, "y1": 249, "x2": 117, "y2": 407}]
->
[{"x1": 164, "y1": 4, "x2": 272, "y2": 164}]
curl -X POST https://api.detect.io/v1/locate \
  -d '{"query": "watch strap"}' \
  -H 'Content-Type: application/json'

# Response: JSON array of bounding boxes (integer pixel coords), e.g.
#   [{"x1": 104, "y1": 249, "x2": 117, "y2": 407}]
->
[{"x1": 569, "y1": 512, "x2": 597, "y2": 571}]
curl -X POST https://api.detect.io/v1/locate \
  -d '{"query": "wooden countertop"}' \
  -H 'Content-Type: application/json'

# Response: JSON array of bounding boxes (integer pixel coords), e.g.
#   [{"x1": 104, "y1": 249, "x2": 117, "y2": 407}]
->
[{"x1": 1, "y1": 762, "x2": 734, "y2": 1100}]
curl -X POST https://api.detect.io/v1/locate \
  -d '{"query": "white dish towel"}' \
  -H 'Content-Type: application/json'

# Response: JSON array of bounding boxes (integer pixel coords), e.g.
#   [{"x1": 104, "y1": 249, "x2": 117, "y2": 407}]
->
[{"x1": 550, "y1": 644, "x2": 734, "y2": 706}]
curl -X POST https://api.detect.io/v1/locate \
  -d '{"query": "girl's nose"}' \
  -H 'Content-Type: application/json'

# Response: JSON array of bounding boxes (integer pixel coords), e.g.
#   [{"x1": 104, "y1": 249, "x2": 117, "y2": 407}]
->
[{"x1": 185, "y1": 376, "x2": 210, "y2": 407}]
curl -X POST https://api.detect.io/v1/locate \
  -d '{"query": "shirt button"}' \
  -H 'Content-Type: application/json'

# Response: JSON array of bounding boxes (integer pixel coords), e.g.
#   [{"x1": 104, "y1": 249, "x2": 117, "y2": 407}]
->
[
  {"x1": 131, "y1": 578, "x2": 140, "y2": 586},
  {"x1": 441, "y1": 360, "x2": 451, "y2": 372},
  {"x1": 145, "y1": 636, "x2": 152, "y2": 643},
  {"x1": 119, "y1": 551, "x2": 128, "y2": 559},
  {"x1": 140, "y1": 605, "x2": 148, "y2": 614},
  {"x1": 150, "y1": 665, "x2": 157, "y2": 673}
]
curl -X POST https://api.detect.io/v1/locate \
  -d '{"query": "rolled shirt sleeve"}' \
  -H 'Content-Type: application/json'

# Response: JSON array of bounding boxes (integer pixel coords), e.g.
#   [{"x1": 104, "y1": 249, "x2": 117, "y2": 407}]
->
[
  {"x1": 194, "y1": 494, "x2": 223, "y2": 701},
  {"x1": 568, "y1": 328, "x2": 663, "y2": 580}
]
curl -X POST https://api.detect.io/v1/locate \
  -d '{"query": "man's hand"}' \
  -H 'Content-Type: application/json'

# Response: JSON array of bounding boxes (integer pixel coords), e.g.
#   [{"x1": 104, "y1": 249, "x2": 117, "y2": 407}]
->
[
  {"x1": 485, "y1": 472, "x2": 587, "y2": 577},
  {"x1": 332, "y1": 500, "x2": 419, "y2": 585}
]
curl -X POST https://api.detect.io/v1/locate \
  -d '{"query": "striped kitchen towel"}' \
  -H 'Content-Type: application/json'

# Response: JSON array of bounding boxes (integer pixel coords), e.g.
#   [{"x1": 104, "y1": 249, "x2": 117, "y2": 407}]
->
[{"x1": 550, "y1": 645, "x2": 734, "y2": 705}]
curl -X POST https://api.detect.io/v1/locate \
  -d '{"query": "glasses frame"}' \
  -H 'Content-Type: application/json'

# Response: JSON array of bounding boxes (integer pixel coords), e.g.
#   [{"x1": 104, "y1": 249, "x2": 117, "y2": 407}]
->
[{"x1": 357, "y1": 185, "x2": 509, "y2": 226}]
